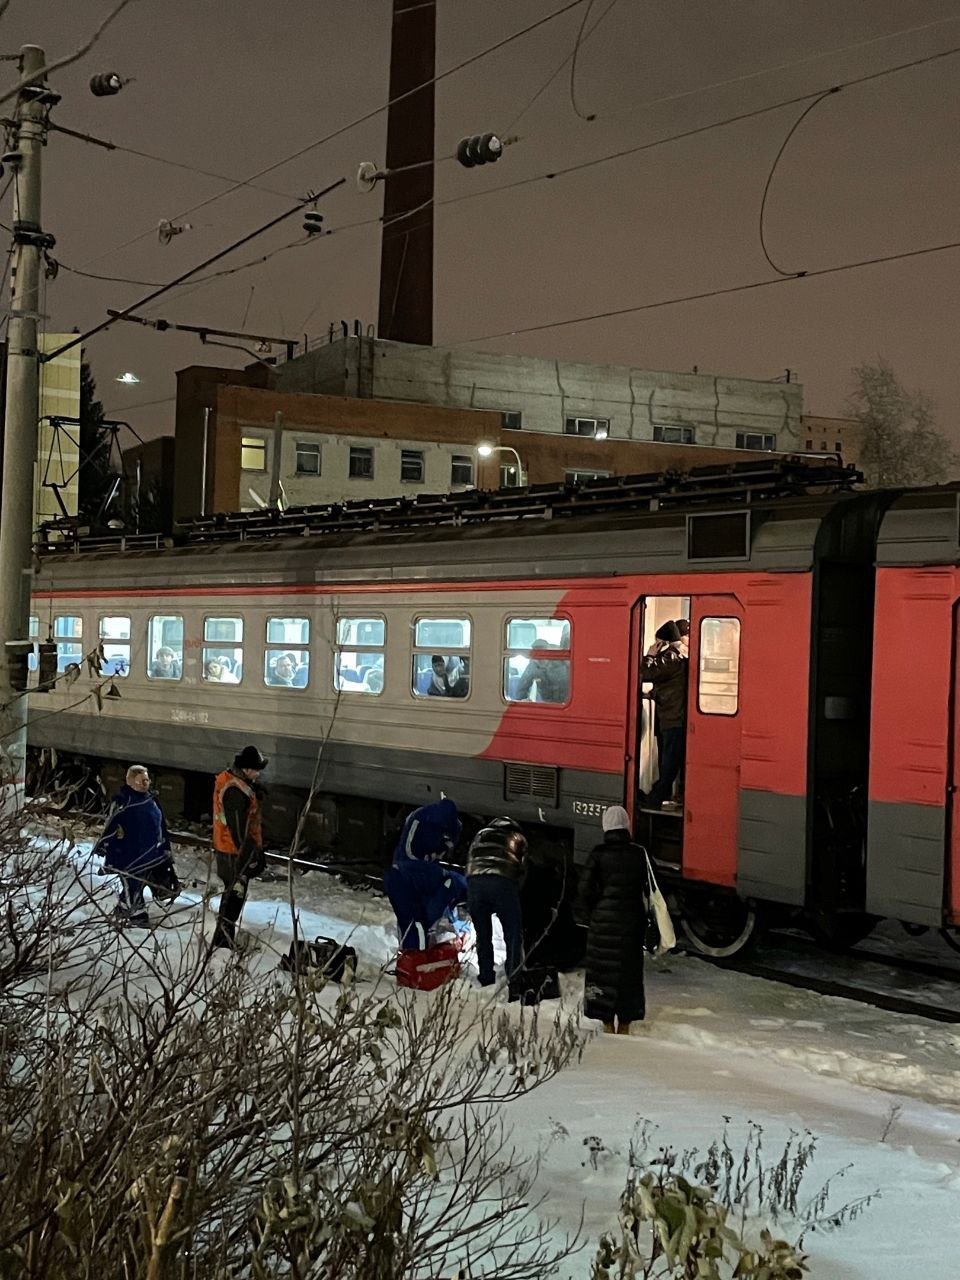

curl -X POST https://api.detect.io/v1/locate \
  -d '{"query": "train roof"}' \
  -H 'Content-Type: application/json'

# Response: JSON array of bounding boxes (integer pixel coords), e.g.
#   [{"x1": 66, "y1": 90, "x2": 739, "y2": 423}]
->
[
  {"x1": 875, "y1": 485, "x2": 960, "y2": 567},
  {"x1": 36, "y1": 458, "x2": 867, "y2": 591}
]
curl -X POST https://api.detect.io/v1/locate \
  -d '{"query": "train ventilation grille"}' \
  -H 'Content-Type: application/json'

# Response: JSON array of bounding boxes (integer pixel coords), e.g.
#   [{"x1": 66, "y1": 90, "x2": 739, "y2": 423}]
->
[{"x1": 504, "y1": 762, "x2": 559, "y2": 807}]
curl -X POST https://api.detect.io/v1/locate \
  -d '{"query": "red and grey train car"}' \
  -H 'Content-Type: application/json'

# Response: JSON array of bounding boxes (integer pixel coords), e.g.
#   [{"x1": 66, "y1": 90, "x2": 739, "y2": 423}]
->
[{"x1": 27, "y1": 460, "x2": 919, "y2": 953}]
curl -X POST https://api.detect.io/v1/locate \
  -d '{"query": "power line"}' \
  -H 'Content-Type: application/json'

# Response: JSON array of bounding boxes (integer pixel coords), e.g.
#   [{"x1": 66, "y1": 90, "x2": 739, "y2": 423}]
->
[
  {"x1": 78, "y1": 0, "x2": 589, "y2": 270},
  {"x1": 466, "y1": 235, "x2": 960, "y2": 342}
]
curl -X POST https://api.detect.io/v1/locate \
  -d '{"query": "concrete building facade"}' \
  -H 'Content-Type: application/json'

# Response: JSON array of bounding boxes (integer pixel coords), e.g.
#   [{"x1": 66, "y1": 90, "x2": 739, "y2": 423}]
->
[{"x1": 275, "y1": 338, "x2": 803, "y2": 455}]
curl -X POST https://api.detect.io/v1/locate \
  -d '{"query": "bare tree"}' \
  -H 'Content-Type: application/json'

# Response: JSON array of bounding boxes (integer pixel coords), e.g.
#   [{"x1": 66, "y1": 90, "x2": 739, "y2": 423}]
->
[{"x1": 848, "y1": 358, "x2": 959, "y2": 488}]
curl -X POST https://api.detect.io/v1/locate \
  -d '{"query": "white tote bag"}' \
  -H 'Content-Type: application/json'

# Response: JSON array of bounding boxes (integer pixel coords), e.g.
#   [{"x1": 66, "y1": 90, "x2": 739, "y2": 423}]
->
[{"x1": 643, "y1": 850, "x2": 677, "y2": 958}]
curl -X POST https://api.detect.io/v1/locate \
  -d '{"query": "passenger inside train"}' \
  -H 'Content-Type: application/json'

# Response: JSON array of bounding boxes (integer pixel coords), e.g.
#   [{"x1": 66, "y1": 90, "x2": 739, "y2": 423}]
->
[{"x1": 639, "y1": 598, "x2": 691, "y2": 811}]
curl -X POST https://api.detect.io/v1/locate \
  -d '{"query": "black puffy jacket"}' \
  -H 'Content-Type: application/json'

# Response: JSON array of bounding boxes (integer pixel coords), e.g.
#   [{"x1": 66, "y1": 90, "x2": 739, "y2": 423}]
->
[
  {"x1": 466, "y1": 826, "x2": 526, "y2": 883},
  {"x1": 640, "y1": 644, "x2": 688, "y2": 730},
  {"x1": 576, "y1": 829, "x2": 649, "y2": 1023}
]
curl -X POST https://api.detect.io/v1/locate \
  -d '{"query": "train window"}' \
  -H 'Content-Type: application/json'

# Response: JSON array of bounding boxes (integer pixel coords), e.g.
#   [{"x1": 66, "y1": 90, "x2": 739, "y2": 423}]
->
[
  {"x1": 99, "y1": 616, "x2": 131, "y2": 678},
  {"x1": 698, "y1": 617, "x2": 741, "y2": 715},
  {"x1": 147, "y1": 616, "x2": 183, "y2": 680},
  {"x1": 335, "y1": 615, "x2": 385, "y2": 694},
  {"x1": 53, "y1": 615, "x2": 83, "y2": 673},
  {"x1": 265, "y1": 616, "x2": 310, "y2": 688},
  {"x1": 412, "y1": 616, "x2": 471, "y2": 699},
  {"x1": 203, "y1": 616, "x2": 243, "y2": 684},
  {"x1": 503, "y1": 616, "x2": 571, "y2": 704}
]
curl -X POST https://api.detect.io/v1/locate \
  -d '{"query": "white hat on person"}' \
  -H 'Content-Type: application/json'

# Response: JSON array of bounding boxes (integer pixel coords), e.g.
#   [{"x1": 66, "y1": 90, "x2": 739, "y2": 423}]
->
[{"x1": 602, "y1": 805, "x2": 630, "y2": 833}]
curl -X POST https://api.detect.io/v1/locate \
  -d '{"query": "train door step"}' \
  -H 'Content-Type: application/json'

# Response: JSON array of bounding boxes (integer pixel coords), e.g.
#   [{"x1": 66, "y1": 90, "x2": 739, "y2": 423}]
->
[{"x1": 637, "y1": 803, "x2": 683, "y2": 817}]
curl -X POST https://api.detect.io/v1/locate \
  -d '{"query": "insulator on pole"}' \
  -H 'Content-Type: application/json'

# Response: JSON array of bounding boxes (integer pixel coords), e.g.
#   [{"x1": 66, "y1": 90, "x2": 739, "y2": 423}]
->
[
  {"x1": 456, "y1": 133, "x2": 503, "y2": 168},
  {"x1": 90, "y1": 73, "x2": 124, "y2": 97}
]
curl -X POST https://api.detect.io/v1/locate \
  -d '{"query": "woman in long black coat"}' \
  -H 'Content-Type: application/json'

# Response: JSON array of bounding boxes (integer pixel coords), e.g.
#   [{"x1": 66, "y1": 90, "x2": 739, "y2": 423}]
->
[{"x1": 576, "y1": 805, "x2": 649, "y2": 1034}]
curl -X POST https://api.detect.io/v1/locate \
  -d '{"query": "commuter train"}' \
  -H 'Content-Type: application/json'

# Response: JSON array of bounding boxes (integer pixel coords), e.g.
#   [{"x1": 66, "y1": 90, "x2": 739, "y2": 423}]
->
[{"x1": 26, "y1": 457, "x2": 960, "y2": 957}]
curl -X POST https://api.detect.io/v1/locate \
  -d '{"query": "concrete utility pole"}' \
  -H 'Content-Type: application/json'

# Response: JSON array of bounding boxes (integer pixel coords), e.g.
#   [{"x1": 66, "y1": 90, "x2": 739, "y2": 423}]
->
[
  {"x1": 377, "y1": 0, "x2": 436, "y2": 345},
  {"x1": 0, "y1": 46, "x2": 48, "y2": 803}
]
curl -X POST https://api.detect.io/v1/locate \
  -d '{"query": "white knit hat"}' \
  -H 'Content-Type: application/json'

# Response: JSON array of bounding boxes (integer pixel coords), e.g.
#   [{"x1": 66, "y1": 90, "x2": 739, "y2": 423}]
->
[{"x1": 602, "y1": 805, "x2": 630, "y2": 833}]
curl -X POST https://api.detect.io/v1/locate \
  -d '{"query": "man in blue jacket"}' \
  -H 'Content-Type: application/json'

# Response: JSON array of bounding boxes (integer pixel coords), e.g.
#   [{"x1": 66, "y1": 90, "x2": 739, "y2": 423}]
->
[
  {"x1": 384, "y1": 797, "x2": 467, "y2": 950},
  {"x1": 95, "y1": 765, "x2": 180, "y2": 927}
]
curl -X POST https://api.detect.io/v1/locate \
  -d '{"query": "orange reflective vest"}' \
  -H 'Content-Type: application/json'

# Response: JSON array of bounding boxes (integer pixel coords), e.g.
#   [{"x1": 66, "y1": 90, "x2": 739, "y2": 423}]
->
[{"x1": 212, "y1": 769, "x2": 262, "y2": 856}]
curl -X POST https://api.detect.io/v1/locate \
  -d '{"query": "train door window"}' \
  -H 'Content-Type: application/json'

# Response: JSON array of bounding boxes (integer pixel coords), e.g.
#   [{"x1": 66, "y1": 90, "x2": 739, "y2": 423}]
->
[
  {"x1": 53, "y1": 615, "x2": 83, "y2": 673},
  {"x1": 698, "y1": 617, "x2": 741, "y2": 715},
  {"x1": 412, "y1": 617, "x2": 471, "y2": 699},
  {"x1": 99, "y1": 616, "x2": 131, "y2": 678},
  {"x1": 27, "y1": 615, "x2": 38, "y2": 673},
  {"x1": 335, "y1": 616, "x2": 385, "y2": 694},
  {"x1": 203, "y1": 616, "x2": 244, "y2": 684},
  {"x1": 503, "y1": 617, "x2": 571, "y2": 704},
  {"x1": 147, "y1": 616, "x2": 183, "y2": 680},
  {"x1": 265, "y1": 616, "x2": 310, "y2": 688}
]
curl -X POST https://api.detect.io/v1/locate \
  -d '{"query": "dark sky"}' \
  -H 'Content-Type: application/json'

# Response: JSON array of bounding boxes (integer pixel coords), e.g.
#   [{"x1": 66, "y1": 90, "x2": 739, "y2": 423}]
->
[{"x1": 6, "y1": 0, "x2": 960, "y2": 442}]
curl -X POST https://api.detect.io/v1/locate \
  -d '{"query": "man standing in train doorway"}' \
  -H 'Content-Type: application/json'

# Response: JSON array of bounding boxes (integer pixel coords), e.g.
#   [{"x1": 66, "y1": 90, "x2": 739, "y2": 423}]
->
[
  {"x1": 211, "y1": 745, "x2": 268, "y2": 949},
  {"x1": 639, "y1": 621, "x2": 689, "y2": 809}
]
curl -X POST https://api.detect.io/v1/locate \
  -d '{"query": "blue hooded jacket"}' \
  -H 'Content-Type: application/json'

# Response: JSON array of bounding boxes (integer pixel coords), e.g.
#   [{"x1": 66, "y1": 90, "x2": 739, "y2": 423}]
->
[
  {"x1": 389, "y1": 798, "x2": 461, "y2": 894},
  {"x1": 96, "y1": 785, "x2": 171, "y2": 875}
]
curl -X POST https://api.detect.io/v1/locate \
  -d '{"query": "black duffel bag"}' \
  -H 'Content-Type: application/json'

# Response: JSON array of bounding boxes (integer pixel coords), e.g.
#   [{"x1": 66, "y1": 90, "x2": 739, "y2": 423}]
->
[
  {"x1": 280, "y1": 935, "x2": 357, "y2": 981},
  {"x1": 510, "y1": 964, "x2": 561, "y2": 1006}
]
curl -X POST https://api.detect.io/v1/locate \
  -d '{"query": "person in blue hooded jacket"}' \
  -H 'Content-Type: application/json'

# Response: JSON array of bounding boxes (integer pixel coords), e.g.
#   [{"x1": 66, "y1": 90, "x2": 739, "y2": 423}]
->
[
  {"x1": 384, "y1": 797, "x2": 467, "y2": 950},
  {"x1": 94, "y1": 765, "x2": 180, "y2": 927}
]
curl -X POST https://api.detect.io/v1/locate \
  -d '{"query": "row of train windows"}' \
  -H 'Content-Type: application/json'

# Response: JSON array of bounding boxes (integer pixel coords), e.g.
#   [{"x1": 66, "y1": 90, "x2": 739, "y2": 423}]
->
[
  {"x1": 33, "y1": 612, "x2": 742, "y2": 714},
  {"x1": 34, "y1": 614, "x2": 573, "y2": 704}
]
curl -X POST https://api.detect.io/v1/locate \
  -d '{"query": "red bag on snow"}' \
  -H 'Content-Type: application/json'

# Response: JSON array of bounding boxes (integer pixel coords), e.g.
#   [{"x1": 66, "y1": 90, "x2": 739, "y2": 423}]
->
[{"x1": 395, "y1": 942, "x2": 460, "y2": 991}]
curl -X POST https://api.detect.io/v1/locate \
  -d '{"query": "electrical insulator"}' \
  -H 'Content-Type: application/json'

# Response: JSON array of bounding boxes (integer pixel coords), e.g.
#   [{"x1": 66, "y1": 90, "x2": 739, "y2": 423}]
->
[
  {"x1": 303, "y1": 210, "x2": 325, "y2": 235},
  {"x1": 90, "y1": 73, "x2": 124, "y2": 97},
  {"x1": 456, "y1": 133, "x2": 503, "y2": 168}
]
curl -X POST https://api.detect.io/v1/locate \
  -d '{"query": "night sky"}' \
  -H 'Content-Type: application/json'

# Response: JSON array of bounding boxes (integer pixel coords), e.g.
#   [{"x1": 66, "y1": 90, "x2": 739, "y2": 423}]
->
[{"x1": 5, "y1": 0, "x2": 960, "y2": 443}]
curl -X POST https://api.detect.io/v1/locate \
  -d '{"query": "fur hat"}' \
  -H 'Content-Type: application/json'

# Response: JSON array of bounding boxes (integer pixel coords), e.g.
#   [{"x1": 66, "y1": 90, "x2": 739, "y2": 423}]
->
[
  {"x1": 675, "y1": 618, "x2": 690, "y2": 637},
  {"x1": 602, "y1": 805, "x2": 630, "y2": 833},
  {"x1": 655, "y1": 620, "x2": 681, "y2": 643},
  {"x1": 234, "y1": 745, "x2": 268, "y2": 771}
]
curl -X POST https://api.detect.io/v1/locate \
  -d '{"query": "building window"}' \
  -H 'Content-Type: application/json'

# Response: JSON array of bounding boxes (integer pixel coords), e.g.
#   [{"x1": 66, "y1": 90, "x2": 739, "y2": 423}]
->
[
  {"x1": 500, "y1": 463, "x2": 522, "y2": 488},
  {"x1": 241, "y1": 435, "x2": 267, "y2": 471},
  {"x1": 835, "y1": 441, "x2": 842, "y2": 452},
  {"x1": 819, "y1": 441, "x2": 827, "y2": 451},
  {"x1": 698, "y1": 617, "x2": 741, "y2": 715},
  {"x1": 100, "y1": 616, "x2": 131, "y2": 678},
  {"x1": 295, "y1": 441, "x2": 321, "y2": 475},
  {"x1": 805, "y1": 439, "x2": 813, "y2": 450},
  {"x1": 335, "y1": 616, "x2": 384, "y2": 694},
  {"x1": 202, "y1": 616, "x2": 243, "y2": 684},
  {"x1": 401, "y1": 449, "x2": 425, "y2": 483},
  {"x1": 349, "y1": 446, "x2": 374, "y2": 479},
  {"x1": 53, "y1": 615, "x2": 83, "y2": 674},
  {"x1": 564, "y1": 416, "x2": 609, "y2": 438},
  {"x1": 451, "y1": 454, "x2": 474, "y2": 486},
  {"x1": 412, "y1": 617, "x2": 471, "y2": 699},
  {"x1": 265, "y1": 616, "x2": 310, "y2": 688},
  {"x1": 735, "y1": 431, "x2": 777, "y2": 451},
  {"x1": 501, "y1": 410, "x2": 522, "y2": 430},
  {"x1": 503, "y1": 616, "x2": 570, "y2": 705},
  {"x1": 565, "y1": 469, "x2": 609, "y2": 484},
  {"x1": 147, "y1": 616, "x2": 183, "y2": 680},
  {"x1": 653, "y1": 424, "x2": 696, "y2": 444}
]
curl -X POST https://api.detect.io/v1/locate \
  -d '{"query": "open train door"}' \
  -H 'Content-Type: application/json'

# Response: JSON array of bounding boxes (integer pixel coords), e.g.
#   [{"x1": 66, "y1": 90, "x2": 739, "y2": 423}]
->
[{"x1": 682, "y1": 595, "x2": 745, "y2": 892}]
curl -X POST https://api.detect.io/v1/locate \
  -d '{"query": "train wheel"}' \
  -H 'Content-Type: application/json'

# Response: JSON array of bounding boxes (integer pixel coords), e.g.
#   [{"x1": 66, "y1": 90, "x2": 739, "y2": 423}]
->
[
  {"x1": 810, "y1": 912, "x2": 878, "y2": 951},
  {"x1": 679, "y1": 894, "x2": 758, "y2": 960},
  {"x1": 940, "y1": 926, "x2": 960, "y2": 955}
]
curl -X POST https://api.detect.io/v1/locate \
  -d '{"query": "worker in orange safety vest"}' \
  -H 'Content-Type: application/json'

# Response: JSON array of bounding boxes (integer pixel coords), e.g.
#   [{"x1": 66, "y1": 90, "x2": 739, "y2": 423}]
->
[{"x1": 211, "y1": 744, "x2": 268, "y2": 949}]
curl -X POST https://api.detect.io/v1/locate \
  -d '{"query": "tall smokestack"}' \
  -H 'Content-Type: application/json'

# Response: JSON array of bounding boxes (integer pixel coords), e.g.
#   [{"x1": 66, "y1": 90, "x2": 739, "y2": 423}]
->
[{"x1": 377, "y1": 0, "x2": 436, "y2": 345}]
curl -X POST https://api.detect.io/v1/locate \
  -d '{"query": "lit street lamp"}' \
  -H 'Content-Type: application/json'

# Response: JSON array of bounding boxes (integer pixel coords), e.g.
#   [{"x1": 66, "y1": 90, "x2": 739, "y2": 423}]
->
[{"x1": 477, "y1": 443, "x2": 527, "y2": 488}]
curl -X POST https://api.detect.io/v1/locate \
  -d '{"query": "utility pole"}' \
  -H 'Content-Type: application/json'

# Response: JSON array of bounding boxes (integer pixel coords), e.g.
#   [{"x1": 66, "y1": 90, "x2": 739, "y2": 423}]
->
[{"x1": 0, "y1": 46, "x2": 48, "y2": 804}]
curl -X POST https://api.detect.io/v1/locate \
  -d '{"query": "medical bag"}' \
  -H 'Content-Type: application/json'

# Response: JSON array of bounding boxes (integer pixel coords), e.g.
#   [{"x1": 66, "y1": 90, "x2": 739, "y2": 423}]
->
[{"x1": 395, "y1": 941, "x2": 461, "y2": 991}]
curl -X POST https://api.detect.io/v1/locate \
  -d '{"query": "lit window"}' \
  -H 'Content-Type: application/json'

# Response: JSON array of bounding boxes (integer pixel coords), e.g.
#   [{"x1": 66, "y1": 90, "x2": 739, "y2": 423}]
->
[
  {"x1": 295, "y1": 441, "x2": 321, "y2": 475},
  {"x1": 501, "y1": 410, "x2": 522, "y2": 430},
  {"x1": 241, "y1": 436, "x2": 267, "y2": 471},
  {"x1": 265, "y1": 616, "x2": 310, "y2": 688},
  {"x1": 335, "y1": 616, "x2": 385, "y2": 694},
  {"x1": 401, "y1": 449, "x2": 425, "y2": 483},
  {"x1": 503, "y1": 617, "x2": 570, "y2": 704},
  {"x1": 500, "y1": 463, "x2": 521, "y2": 488},
  {"x1": 653, "y1": 424, "x2": 696, "y2": 444},
  {"x1": 412, "y1": 617, "x2": 471, "y2": 699},
  {"x1": 100, "y1": 615, "x2": 131, "y2": 678},
  {"x1": 698, "y1": 617, "x2": 741, "y2": 715},
  {"x1": 735, "y1": 432, "x2": 777, "y2": 451},
  {"x1": 147, "y1": 616, "x2": 183, "y2": 680},
  {"x1": 564, "y1": 416, "x2": 610, "y2": 438},
  {"x1": 203, "y1": 616, "x2": 243, "y2": 684},
  {"x1": 53, "y1": 615, "x2": 83, "y2": 673},
  {"x1": 349, "y1": 446, "x2": 374, "y2": 479},
  {"x1": 451, "y1": 454, "x2": 474, "y2": 486}
]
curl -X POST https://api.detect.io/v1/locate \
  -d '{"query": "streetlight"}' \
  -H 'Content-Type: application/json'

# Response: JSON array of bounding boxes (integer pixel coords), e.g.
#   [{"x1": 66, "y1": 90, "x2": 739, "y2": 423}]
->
[{"x1": 477, "y1": 443, "x2": 527, "y2": 488}]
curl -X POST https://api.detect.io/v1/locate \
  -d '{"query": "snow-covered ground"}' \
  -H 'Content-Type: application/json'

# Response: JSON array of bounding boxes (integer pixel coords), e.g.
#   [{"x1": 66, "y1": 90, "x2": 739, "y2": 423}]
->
[{"x1": 46, "y1": 831, "x2": 960, "y2": 1277}]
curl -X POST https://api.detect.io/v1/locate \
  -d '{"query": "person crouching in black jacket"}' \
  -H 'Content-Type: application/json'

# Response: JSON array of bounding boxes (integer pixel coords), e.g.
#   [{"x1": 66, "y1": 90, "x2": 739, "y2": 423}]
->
[
  {"x1": 576, "y1": 805, "x2": 649, "y2": 1034},
  {"x1": 466, "y1": 818, "x2": 527, "y2": 993}
]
